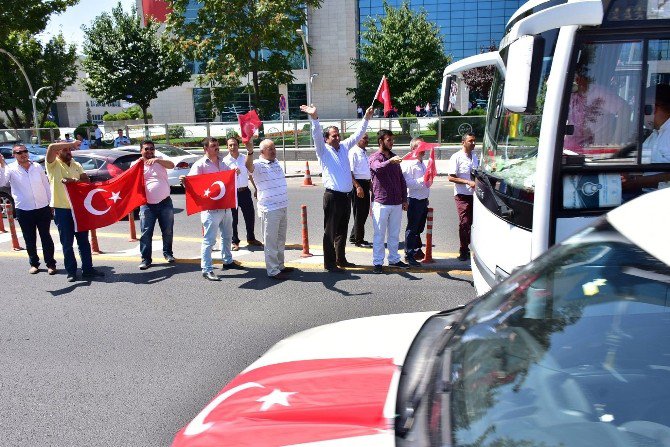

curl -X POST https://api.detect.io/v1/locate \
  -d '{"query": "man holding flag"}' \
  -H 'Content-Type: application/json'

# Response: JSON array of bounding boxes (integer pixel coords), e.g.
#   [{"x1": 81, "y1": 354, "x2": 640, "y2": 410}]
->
[
  {"x1": 185, "y1": 137, "x2": 239, "y2": 281},
  {"x1": 401, "y1": 138, "x2": 437, "y2": 266},
  {"x1": 300, "y1": 103, "x2": 373, "y2": 272},
  {"x1": 46, "y1": 140, "x2": 104, "y2": 282}
]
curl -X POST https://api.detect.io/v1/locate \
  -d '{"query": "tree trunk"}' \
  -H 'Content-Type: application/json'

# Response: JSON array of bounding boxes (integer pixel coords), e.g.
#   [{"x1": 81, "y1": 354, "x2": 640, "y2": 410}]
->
[
  {"x1": 251, "y1": 49, "x2": 260, "y2": 109},
  {"x1": 141, "y1": 105, "x2": 149, "y2": 138}
]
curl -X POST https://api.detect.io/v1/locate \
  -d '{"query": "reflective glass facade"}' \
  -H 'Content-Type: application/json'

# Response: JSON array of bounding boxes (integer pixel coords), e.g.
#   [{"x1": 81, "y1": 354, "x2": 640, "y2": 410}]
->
[{"x1": 358, "y1": 0, "x2": 525, "y2": 60}]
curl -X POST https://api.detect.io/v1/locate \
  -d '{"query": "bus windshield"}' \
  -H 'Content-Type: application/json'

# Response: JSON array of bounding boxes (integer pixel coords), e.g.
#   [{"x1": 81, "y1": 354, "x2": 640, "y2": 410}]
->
[{"x1": 482, "y1": 30, "x2": 557, "y2": 195}]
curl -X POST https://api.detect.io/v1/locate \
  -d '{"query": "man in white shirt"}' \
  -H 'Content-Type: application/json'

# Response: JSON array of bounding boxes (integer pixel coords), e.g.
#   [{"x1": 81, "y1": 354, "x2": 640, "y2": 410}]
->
[
  {"x1": 401, "y1": 138, "x2": 431, "y2": 267},
  {"x1": 223, "y1": 136, "x2": 262, "y2": 251},
  {"x1": 348, "y1": 133, "x2": 372, "y2": 248},
  {"x1": 186, "y1": 137, "x2": 238, "y2": 281},
  {"x1": 75, "y1": 133, "x2": 90, "y2": 150},
  {"x1": 245, "y1": 139, "x2": 291, "y2": 280},
  {"x1": 0, "y1": 144, "x2": 56, "y2": 275},
  {"x1": 448, "y1": 133, "x2": 479, "y2": 261},
  {"x1": 113, "y1": 129, "x2": 131, "y2": 148},
  {"x1": 94, "y1": 124, "x2": 103, "y2": 147},
  {"x1": 136, "y1": 140, "x2": 176, "y2": 270},
  {"x1": 300, "y1": 103, "x2": 373, "y2": 272}
]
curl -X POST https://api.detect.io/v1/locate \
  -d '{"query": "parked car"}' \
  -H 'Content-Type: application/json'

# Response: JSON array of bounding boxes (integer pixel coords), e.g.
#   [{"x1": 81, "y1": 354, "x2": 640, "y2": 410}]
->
[
  {"x1": 0, "y1": 185, "x2": 12, "y2": 215},
  {"x1": 172, "y1": 188, "x2": 670, "y2": 447},
  {"x1": 70, "y1": 149, "x2": 142, "y2": 182},
  {"x1": 116, "y1": 145, "x2": 199, "y2": 187}
]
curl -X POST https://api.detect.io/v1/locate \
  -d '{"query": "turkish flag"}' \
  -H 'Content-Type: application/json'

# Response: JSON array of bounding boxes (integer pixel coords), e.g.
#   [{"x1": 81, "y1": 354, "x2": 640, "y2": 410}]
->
[
  {"x1": 65, "y1": 162, "x2": 147, "y2": 232},
  {"x1": 403, "y1": 142, "x2": 439, "y2": 187},
  {"x1": 184, "y1": 170, "x2": 237, "y2": 215},
  {"x1": 142, "y1": 0, "x2": 171, "y2": 24},
  {"x1": 171, "y1": 357, "x2": 397, "y2": 447},
  {"x1": 374, "y1": 75, "x2": 393, "y2": 117},
  {"x1": 238, "y1": 110, "x2": 262, "y2": 143}
]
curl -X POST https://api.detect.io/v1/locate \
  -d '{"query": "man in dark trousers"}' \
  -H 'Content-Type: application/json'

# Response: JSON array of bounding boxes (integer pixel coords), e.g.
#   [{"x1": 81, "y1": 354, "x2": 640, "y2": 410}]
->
[{"x1": 348, "y1": 133, "x2": 372, "y2": 247}]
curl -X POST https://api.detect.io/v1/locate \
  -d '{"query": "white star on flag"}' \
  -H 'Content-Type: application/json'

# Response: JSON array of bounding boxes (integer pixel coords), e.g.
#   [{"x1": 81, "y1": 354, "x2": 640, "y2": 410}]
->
[
  {"x1": 256, "y1": 388, "x2": 297, "y2": 411},
  {"x1": 203, "y1": 189, "x2": 210, "y2": 197},
  {"x1": 110, "y1": 191, "x2": 121, "y2": 203}
]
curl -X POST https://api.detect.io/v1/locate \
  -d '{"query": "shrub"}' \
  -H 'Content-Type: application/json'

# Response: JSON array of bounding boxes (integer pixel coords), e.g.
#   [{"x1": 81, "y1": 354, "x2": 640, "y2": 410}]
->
[
  {"x1": 466, "y1": 107, "x2": 487, "y2": 116},
  {"x1": 226, "y1": 129, "x2": 240, "y2": 140},
  {"x1": 74, "y1": 122, "x2": 94, "y2": 140},
  {"x1": 115, "y1": 112, "x2": 131, "y2": 121},
  {"x1": 102, "y1": 113, "x2": 115, "y2": 121},
  {"x1": 125, "y1": 105, "x2": 142, "y2": 120},
  {"x1": 399, "y1": 115, "x2": 417, "y2": 135},
  {"x1": 168, "y1": 125, "x2": 185, "y2": 139},
  {"x1": 39, "y1": 120, "x2": 60, "y2": 142}
]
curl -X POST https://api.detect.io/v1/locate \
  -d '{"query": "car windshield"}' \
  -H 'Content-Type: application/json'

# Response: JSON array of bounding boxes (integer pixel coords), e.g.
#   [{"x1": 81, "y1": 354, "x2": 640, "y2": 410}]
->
[
  {"x1": 433, "y1": 219, "x2": 670, "y2": 446},
  {"x1": 158, "y1": 146, "x2": 191, "y2": 157}
]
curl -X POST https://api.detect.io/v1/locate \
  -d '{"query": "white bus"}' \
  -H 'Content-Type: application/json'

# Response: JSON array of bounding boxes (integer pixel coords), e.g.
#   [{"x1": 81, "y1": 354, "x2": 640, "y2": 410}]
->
[{"x1": 440, "y1": 0, "x2": 670, "y2": 295}]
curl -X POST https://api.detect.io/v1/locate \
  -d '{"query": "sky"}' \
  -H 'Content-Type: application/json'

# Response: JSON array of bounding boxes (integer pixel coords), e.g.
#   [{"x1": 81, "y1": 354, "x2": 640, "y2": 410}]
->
[{"x1": 38, "y1": 0, "x2": 136, "y2": 53}]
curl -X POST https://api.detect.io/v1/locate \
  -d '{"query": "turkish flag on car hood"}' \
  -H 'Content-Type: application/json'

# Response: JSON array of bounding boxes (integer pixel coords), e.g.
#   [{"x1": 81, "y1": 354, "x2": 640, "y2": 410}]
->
[
  {"x1": 66, "y1": 162, "x2": 147, "y2": 232},
  {"x1": 184, "y1": 170, "x2": 237, "y2": 215},
  {"x1": 238, "y1": 110, "x2": 262, "y2": 143},
  {"x1": 172, "y1": 357, "x2": 397, "y2": 447}
]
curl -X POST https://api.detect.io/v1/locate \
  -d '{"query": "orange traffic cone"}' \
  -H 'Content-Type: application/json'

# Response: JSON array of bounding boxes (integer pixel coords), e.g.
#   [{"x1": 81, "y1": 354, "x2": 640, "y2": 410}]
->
[{"x1": 302, "y1": 161, "x2": 315, "y2": 187}]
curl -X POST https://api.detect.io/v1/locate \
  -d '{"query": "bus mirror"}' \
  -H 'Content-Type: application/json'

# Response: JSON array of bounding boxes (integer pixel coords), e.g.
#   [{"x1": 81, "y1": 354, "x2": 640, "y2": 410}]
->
[
  {"x1": 503, "y1": 35, "x2": 545, "y2": 113},
  {"x1": 440, "y1": 75, "x2": 458, "y2": 112}
]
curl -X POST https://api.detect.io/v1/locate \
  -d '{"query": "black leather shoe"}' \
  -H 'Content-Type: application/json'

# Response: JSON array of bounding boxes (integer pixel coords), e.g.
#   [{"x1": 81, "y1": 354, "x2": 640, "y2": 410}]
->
[
  {"x1": 139, "y1": 261, "x2": 151, "y2": 270},
  {"x1": 325, "y1": 266, "x2": 345, "y2": 273},
  {"x1": 66, "y1": 274, "x2": 77, "y2": 282},
  {"x1": 269, "y1": 271, "x2": 290, "y2": 280},
  {"x1": 164, "y1": 254, "x2": 176, "y2": 263},
  {"x1": 457, "y1": 252, "x2": 470, "y2": 261},
  {"x1": 373, "y1": 265, "x2": 383, "y2": 274},
  {"x1": 221, "y1": 261, "x2": 244, "y2": 270},
  {"x1": 390, "y1": 261, "x2": 410, "y2": 269},
  {"x1": 202, "y1": 271, "x2": 220, "y2": 281},
  {"x1": 337, "y1": 261, "x2": 357, "y2": 268},
  {"x1": 405, "y1": 257, "x2": 421, "y2": 267},
  {"x1": 82, "y1": 269, "x2": 105, "y2": 279},
  {"x1": 280, "y1": 266, "x2": 295, "y2": 273}
]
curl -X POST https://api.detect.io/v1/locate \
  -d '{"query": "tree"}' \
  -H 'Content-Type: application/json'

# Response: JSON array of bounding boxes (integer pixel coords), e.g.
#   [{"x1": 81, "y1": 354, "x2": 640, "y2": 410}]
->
[
  {"x1": 462, "y1": 44, "x2": 498, "y2": 99},
  {"x1": 0, "y1": 32, "x2": 77, "y2": 128},
  {"x1": 348, "y1": 1, "x2": 449, "y2": 115},
  {"x1": 167, "y1": 0, "x2": 322, "y2": 119},
  {"x1": 82, "y1": 2, "x2": 190, "y2": 125},
  {"x1": 0, "y1": 0, "x2": 78, "y2": 43}
]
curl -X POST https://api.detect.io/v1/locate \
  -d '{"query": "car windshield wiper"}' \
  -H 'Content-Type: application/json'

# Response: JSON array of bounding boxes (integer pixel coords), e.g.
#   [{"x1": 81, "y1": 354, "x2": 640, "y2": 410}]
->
[{"x1": 476, "y1": 170, "x2": 514, "y2": 218}]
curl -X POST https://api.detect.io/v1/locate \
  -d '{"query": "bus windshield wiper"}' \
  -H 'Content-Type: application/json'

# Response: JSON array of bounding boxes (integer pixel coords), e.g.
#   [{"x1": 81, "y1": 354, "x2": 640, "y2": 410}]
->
[{"x1": 477, "y1": 171, "x2": 514, "y2": 218}]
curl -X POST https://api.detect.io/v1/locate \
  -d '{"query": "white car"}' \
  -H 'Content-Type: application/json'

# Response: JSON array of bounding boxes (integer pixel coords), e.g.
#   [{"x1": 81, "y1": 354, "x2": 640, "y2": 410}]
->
[
  {"x1": 172, "y1": 188, "x2": 670, "y2": 447},
  {"x1": 116, "y1": 145, "x2": 199, "y2": 187}
]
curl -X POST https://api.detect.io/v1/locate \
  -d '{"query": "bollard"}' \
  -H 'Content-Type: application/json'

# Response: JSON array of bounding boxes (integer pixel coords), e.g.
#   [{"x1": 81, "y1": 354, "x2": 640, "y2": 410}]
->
[
  {"x1": 301, "y1": 161, "x2": 315, "y2": 187},
  {"x1": 128, "y1": 211, "x2": 138, "y2": 242},
  {"x1": 300, "y1": 205, "x2": 313, "y2": 258},
  {"x1": 422, "y1": 207, "x2": 435, "y2": 264},
  {"x1": 6, "y1": 203, "x2": 23, "y2": 251},
  {"x1": 0, "y1": 203, "x2": 5, "y2": 233},
  {"x1": 90, "y1": 229, "x2": 102, "y2": 254}
]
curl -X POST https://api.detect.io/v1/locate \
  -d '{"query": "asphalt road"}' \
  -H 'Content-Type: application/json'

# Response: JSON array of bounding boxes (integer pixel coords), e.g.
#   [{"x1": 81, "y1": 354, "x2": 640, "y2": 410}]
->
[{"x1": 0, "y1": 178, "x2": 475, "y2": 446}]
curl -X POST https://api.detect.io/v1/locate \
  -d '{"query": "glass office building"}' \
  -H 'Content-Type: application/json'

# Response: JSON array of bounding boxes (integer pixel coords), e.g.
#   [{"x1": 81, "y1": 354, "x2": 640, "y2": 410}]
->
[{"x1": 358, "y1": 0, "x2": 526, "y2": 60}]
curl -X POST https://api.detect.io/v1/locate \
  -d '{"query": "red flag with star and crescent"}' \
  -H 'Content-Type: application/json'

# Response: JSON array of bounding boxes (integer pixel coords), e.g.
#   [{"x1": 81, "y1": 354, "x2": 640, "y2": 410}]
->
[
  {"x1": 171, "y1": 357, "x2": 397, "y2": 447},
  {"x1": 65, "y1": 162, "x2": 147, "y2": 232},
  {"x1": 238, "y1": 110, "x2": 262, "y2": 144},
  {"x1": 183, "y1": 170, "x2": 237, "y2": 215},
  {"x1": 402, "y1": 141, "x2": 439, "y2": 187},
  {"x1": 374, "y1": 75, "x2": 393, "y2": 117}
]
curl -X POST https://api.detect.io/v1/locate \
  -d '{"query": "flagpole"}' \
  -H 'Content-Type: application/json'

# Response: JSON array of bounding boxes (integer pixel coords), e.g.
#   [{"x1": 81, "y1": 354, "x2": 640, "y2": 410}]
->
[{"x1": 370, "y1": 75, "x2": 385, "y2": 110}]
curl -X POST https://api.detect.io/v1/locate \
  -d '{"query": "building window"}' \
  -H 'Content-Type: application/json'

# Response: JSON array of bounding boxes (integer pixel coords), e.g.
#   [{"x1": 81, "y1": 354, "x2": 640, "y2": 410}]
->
[
  {"x1": 193, "y1": 88, "x2": 213, "y2": 123},
  {"x1": 287, "y1": 83, "x2": 307, "y2": 119}
]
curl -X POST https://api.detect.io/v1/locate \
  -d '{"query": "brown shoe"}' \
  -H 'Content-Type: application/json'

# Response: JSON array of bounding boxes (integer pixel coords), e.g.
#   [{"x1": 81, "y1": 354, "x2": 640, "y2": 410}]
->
[
  {"x1": 247, "y1": 239, "x2": 263, "y2": 247},
  {"x1": 231, "y1": 243, "x2": 240, "y2": 251},
  {"x1": 29, "y1": 266, "x2": 39, "y2": 274},
  {"x1": 47, "y1": 267, "x2": 57, "y2": 275}
]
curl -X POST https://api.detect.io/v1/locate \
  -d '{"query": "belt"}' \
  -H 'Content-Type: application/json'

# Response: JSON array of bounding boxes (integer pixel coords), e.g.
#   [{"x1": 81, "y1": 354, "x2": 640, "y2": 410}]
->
[
  {"x1": 325, "y1": 188, "x2": 349, "y2": 195},
  {"x1": 237, "y1": 186, "x2": 249, "y2": 191}
]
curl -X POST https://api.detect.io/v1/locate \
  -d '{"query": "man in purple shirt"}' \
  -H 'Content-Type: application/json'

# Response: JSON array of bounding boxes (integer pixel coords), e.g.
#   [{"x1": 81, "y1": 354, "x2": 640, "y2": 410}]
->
[{"x1": 369, "y1": 129, "x2": 409, "y2": 273}]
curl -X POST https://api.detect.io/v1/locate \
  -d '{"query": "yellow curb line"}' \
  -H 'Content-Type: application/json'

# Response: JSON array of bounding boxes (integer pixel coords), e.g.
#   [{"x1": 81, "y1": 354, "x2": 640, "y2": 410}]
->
[{"x1": 0, "y1": 251, "x2": 472, "y2": 275}]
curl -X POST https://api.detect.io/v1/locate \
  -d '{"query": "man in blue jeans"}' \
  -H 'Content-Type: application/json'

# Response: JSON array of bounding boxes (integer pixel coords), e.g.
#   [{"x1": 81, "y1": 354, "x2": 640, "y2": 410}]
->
[
  {"x1": 46, "y1": 140, "x2": 104, "y2": 282},
  {"x1": 136, "y1": 140, "x2": 175, "y2": 270},
  {"x1": 401, "y1": 138, "x2": 431, "y2": 267}
]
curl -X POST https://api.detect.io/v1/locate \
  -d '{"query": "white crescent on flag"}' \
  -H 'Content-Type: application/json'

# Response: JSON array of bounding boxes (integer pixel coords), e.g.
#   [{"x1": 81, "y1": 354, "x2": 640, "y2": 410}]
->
[
  {"x1": 243, "y1": 122, "x2": 258, "y2": 138},
  {"x1": 83, "y1": 188, "x2": 111, "y2": 216},
  {"x1": 209, "y1": 181, "x2": 226, "y2": 200}
]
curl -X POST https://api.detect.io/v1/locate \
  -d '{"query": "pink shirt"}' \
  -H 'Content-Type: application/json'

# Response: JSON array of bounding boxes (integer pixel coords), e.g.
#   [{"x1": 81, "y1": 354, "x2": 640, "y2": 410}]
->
[{"x1": 143, "y1": 161, "x2": 170, "y2": 204}]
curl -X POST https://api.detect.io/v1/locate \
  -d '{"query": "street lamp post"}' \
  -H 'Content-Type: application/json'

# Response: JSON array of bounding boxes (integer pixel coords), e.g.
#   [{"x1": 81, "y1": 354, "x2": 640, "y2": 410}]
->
[
  {"x1": 0, "y1": 48, "x2": 40, "y2": 143},
  {"x1": 296, "y1": 29, "x2": 312, "y2": 105}
]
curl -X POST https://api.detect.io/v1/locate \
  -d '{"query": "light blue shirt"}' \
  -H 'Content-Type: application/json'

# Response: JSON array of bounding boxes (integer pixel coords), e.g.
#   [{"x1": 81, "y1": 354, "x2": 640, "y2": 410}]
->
[{"x1": 311, "y1": 118, "x2": 369, "y2": 192}]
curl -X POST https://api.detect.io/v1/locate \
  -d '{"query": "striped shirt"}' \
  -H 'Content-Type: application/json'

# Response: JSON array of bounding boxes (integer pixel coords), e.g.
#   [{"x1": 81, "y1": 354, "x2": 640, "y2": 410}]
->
[{"x1": 251, "y1": 157, "x2": 288, "y2": 213}]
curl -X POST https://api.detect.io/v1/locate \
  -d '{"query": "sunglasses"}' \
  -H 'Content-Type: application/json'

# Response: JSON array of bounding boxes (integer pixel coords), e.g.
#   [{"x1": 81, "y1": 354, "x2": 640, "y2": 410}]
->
[{"x1": 13, "y1": 150, "x2": 29, "y2": 155}]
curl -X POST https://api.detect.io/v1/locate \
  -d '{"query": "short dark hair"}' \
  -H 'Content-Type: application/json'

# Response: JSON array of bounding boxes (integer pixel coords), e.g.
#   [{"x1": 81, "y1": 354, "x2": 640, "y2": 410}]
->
[
  {"x1": 377, "y1": 129, "x2": 394, "y2": 145},
  {"x1": 323, "y1": 126, "x2": 339, "y2": 141},
  {"x1": 117, "y1": 129, "x2": 123, "y2": 133},
  {"x1": 226, "y1": 136, "x2": 240, "y2": 145},
  {"x1": 141, "y1": 140, "x2": 155, "y2": 148},
  {"x1": 652, "y1": 83, "x2": 670, "y2": 112},
  {"x1": 202, "y1": 137, "x2": 219, "y2": 149},
  {"x1": 462, "y1": 132, "x2": 476, "y2": 142}
]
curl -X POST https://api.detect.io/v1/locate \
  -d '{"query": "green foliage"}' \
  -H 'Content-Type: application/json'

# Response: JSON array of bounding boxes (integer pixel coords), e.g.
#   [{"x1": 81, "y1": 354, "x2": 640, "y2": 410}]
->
[
  {"x1": 102, "y1": 113, "x2": 115, "y2": 122},
  {"x1": 399, "y1": 116, "x2": 417, "y2": 135},
  {"x1": 348, "y1": 2, "x2": 449, "y2": 114},
  {"x1": 0, "y1": 0, "x2": 78, "y2": 43},
  {"x1": 74, "y1": 122, "x2": 94, "y2": 139},
  {"x1": 169, "y1": 125, "x2": 186, "y2": 139},
  {"x1": 115, "y1": 112, "x2": 131, "y2": 121},
  {"x1": 466, "y1": 107, "x2": 487, "y2": 116},
  {"x1": 125, "y1": 105, "x2": 143, "y2": 120},
  {"x1": 39, "y1": 120, "x2": 60, "y2": 141},
  {"x1": 82, "y1": 2, "x2": 190, "y2": 125},
  {"x1": 168, "y1": 0, "x2": 322, "y2": 120},
  {"x1": 0, "y1": 33, "x2": 77, "y2": 128},
  {"x1": 225, "y1": 129, "x2": 240, "y2": 140}
]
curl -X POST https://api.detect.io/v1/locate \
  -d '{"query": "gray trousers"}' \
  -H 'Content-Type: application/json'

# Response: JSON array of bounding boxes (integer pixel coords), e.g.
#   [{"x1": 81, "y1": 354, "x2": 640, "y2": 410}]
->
[{"x1": 260, "y1": 207, "x2": 287, "y2": 276}]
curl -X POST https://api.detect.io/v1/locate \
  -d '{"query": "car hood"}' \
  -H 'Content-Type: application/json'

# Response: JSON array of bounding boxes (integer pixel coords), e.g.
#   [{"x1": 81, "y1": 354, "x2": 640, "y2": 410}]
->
[
  {"x1": 168, "y1": 154, "x2": 199, "y2": 167},
  {"x1": 172, "y1": 311, "x2": 436, "y2": 447}
]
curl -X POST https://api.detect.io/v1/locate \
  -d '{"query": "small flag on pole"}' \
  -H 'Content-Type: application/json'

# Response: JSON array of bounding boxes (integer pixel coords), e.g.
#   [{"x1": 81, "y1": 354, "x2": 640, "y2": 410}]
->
[{"x1": 373, "y1": 75, "x2": 393, "y2": 117}]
